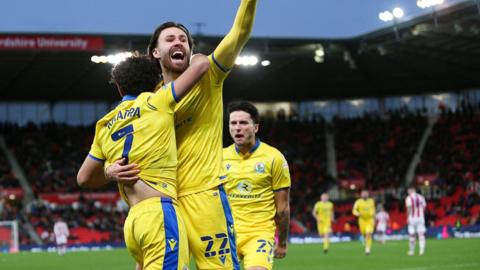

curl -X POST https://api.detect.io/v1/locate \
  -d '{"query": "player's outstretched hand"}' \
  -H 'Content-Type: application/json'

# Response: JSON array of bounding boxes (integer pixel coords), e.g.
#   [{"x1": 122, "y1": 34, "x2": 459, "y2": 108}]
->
[
  {"x1": 274, "y1": 244, "x2": 287, "y2": 259},
  {"x1": 105, "y1": 158, "x2": 140, "y2": 185}
]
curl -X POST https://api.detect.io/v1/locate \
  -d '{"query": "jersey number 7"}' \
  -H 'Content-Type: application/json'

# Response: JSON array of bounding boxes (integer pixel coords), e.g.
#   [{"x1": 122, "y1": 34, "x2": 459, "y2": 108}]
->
[{"x1": 111, "y1": 124, "x2": 134, "y2": 164}]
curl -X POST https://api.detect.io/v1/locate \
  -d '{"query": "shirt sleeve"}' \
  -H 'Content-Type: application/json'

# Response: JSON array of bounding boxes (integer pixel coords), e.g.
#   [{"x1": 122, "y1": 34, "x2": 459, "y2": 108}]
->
[
  {"x1": 210, "y1": 0, "x2": 257, "y2": 82},
  {"x1": 271, "y1": 150, "x2": 291, "y2": 191},
  {"x1": 88, "y1": 124, "x2": 105, "y2": 162},
  {"x1": 353, "y1": 200, "x2": 359, "y2": 215},
  {"x1": 149, "y1": 83, "x2": 177, "y2": 111},
  {"x1": 313, "y1": 202, "x2": 319, "y2": 214}
]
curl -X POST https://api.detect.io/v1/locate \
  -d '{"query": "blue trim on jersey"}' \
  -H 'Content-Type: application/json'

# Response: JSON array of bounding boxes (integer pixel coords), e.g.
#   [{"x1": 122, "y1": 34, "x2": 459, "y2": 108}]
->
[
  {"x1": 250, "y1": 139, "x2": 261, "y2": 153},
  {"x1": 211, "y1": 53, "x2": 231, "y2": 73},
  {"x1": 235, "y1": 138, "x2": 261, "y2": 154},
  {"x1": 171, "y1": 82, "x2": 179, "y2": 103},
  {"x1": 121, "y1": 95, "x2": 138, "y2": 102},
  {"x1": 87, "y1": 154, "x2": 105, "y2": 162},
  {"x1": 161, "y1": 197, "x2": 179, "y2": 270},
  {"x1": 122, "y1": 134, "x2": 133, "y2": 164},
  {"x1": 219, "y1": 175, "x2": 227, "y2": 180},
  {"x1": 218, "y1": 185, "x2": 240, "y2": 270}
]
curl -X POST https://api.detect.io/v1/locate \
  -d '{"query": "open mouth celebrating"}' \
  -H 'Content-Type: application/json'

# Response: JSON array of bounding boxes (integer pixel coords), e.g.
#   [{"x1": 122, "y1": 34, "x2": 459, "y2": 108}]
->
[{"x1": 170, "y1": 48, "x2": 185, "y2": 64}]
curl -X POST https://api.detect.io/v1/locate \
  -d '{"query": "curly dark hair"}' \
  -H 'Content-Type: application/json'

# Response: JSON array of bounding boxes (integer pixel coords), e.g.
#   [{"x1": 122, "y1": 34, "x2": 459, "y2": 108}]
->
[
  {"x1": 110, "y1": 53, "x2": 161, "y2": 96},
  {"x1": 147, "y1": 21, "x2": 194, "y2": 66},
  {"x1": 227, "y1": 100, "x2": 260, "y2": 124}
]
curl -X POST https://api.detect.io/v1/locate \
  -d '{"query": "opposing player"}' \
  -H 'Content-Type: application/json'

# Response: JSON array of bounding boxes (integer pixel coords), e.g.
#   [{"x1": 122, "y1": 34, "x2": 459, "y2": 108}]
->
[
  {"x1": 405, "y1": 187, "x2": 427, "y2": 256},
  {"x1": 375, "y1": 204, "x2": 389, "y2": 244},
  {"x1": 223, "y1": 101, "x2": 291, "y2": 270},
  {"x1": 352, "y1": 190, "x2": 375, "y2": 255},
  {"x1": 312, "y1": 193, "x2": 334, "y2": 253},
  {"x1": 77, "y1": 53, "x2": 210, "y2": 269},
  {"x1": 53, "y1": 216, "x2": 69, "y2": 256}
]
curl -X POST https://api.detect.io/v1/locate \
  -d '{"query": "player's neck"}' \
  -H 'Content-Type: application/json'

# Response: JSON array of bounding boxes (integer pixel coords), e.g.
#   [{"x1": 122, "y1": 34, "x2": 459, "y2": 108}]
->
[
  {"x1": 236, "y1": 139, "x2": 256, "y2": 154},
  {"x1": 161, "y1": 70, "x2": 181, "y2": 84}
]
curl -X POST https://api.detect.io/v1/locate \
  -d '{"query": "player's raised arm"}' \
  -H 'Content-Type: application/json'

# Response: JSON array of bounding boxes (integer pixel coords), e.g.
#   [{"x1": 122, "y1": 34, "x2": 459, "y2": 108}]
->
[
  {"x1": 173, "y1": 54, "x2": 210, "y2": 100},
  {"x1": 213, "y1": 0, "x2": 257, "y2": 71}
]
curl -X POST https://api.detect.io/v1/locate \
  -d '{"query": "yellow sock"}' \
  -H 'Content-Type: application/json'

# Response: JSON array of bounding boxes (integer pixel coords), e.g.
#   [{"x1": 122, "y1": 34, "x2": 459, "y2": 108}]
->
[
  {"x1": 366, "y1": 234, "x2": 372, "y2": 251},
  {"x1": 323, "y1": 237, "x2": 329, "y2": 250}
]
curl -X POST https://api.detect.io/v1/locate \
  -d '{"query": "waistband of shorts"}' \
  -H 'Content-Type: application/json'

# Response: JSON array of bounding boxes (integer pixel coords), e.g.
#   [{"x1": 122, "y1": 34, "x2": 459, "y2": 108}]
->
[{"x1": 128, "y1": 197, "x2": 174, "y2": 213}]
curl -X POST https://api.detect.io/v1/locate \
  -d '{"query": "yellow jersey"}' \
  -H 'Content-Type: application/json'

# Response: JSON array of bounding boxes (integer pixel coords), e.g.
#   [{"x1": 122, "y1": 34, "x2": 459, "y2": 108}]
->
[
  {"x1": 352, "y1": 198, "x2": 376, "y2": 220},
  {"x1": 172, "y1": 54, "x2": 230, "y2": 197},
  {"x1": 154, "y1": 0, "x2": 256, "y2": 197},
  {"x1": 223, "y1": 140, "x2": 291, "y2": 233},
  {"x1": 313, "y1": 201, "x2": 334, "y2": 223},
  {"x1": 89, "y1": 84, "x2": 177, "y2": 203}
]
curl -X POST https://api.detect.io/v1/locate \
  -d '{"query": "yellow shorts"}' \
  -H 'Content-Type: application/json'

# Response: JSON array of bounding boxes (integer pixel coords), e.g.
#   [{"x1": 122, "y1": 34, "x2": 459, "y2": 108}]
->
[
  {"x1": 317, "y1": 222, "x2": 331, "y2": 235},
  {"x1": 124, "y1": 197, "x2": 189, "y2": 270},
  {"x1": 358, "y1": 219, "x2": 374, "y2": 235},
  {"x1": 178, "y1": 185, "x2": 239, "y2": 270},
  {"x1": 236, "y1": 231, "x2": 275, "y2": 270}
]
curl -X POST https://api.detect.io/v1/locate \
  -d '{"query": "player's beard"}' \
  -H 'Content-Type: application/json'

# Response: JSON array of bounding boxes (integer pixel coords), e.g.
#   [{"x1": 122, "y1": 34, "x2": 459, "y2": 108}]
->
[{"x1": 161, "y1": 52, "x2": 190, "y2": 74}]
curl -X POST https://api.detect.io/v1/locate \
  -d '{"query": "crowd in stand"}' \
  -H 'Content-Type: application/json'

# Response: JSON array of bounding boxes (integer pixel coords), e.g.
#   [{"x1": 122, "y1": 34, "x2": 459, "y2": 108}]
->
[
  {"x1": 1, "y1": 106, "x2": 480, "y2": 245},
  {"x1": 26, "y1": 196, "x2": 127, "y2": 245},
  {"x1": 0, "y1": 150, "x2": 19, "y2": 189},
  {"x1": 258, "y1": 118, "x2": 334, "y2": 233},
  {"x1": 2, "y1": 123, "x2": 116, "y2": 193},
  {"x1": 415, "y1": 105, "x2": 480, "y2": 228},
  {"x1": 418, "y1": 106, "x2": 480, "y2": 189},
  {"x1": 334, "y1": 112, "x2": 427, "y2": 189}
]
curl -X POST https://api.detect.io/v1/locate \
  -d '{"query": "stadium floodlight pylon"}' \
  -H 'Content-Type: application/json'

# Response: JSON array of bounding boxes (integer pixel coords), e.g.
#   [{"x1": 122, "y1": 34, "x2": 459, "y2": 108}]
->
[{"x1": 0, "y1": 220, "x2": 19, "y2": 253}]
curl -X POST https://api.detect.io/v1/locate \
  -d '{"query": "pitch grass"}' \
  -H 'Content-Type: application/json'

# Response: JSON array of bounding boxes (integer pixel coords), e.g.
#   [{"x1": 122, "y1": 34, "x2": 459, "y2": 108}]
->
[{"x1": 1, "y1": 238, "x2": 479, "y2": 270}]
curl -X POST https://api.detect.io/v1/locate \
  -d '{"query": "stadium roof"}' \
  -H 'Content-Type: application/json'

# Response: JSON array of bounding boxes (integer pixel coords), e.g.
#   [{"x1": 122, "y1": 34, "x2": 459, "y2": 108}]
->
[{"x1": 0, "y1": 0, "x2": 479, "y2": 102}]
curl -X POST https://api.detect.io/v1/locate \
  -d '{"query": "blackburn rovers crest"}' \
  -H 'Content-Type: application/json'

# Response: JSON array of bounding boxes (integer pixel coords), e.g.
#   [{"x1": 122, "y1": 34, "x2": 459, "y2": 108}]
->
[{"x1": 255, "y1": 162, "x2": 265, "y2": 173}]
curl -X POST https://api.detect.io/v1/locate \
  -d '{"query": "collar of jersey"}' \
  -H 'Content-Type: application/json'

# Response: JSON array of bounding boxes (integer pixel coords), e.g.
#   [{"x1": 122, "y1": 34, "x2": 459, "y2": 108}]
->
[
  {"x1": 121, "y1": 95, "x2": 138, "y2": 102},
  {"x1": 235, "y1": 138, "x2": 261, "y2": 154}
]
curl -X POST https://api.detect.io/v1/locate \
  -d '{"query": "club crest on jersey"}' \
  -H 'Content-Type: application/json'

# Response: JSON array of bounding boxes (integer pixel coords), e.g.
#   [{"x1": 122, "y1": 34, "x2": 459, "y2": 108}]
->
[
  {"x1": 226, "y1": 163, "x2": 231, "y2": 171},
  {"x1": 237, "y1": 180, "x2": 253, "y2": 194},
  {"x1": 255, "y1": 162, "x2": 265, "y2": 173}
]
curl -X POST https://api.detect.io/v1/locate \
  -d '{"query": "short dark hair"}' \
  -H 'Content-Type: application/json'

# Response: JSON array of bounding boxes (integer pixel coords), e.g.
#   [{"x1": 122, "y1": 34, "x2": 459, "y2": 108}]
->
[
  {"x1": 147, "y1": 22, "x2": 194, "y2": 61},
  {"x1": 227, "y1": 100, "x2": 259, "y2": 124},
  {"x1": 110, "y1": 53, "x2": 161, "y2": 96}
]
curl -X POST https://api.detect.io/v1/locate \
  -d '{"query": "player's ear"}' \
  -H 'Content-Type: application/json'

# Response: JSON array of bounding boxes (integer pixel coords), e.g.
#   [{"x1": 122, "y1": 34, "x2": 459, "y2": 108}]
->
[
  {"x1": 254, "y1": 123, "x2": 259, "y2": 134},
  {"x1": 152, "y1": 48, "x2": 161, "y2": 59}
]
